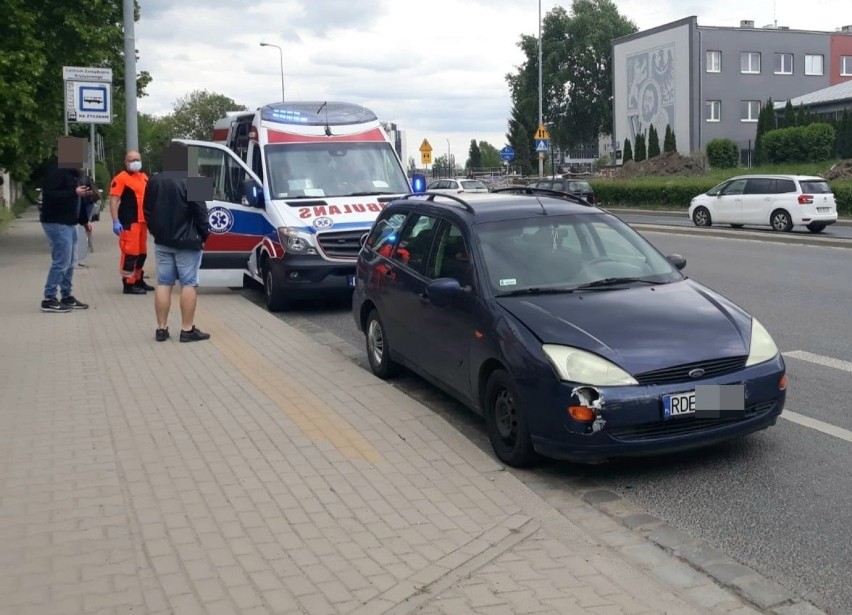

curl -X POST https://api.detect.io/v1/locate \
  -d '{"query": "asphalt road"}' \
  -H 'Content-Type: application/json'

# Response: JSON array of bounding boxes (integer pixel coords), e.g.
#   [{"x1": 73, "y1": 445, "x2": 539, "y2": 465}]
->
[
  {"x1": 237, "y1": 228, "x2": 852, "y2": 614},
  {"x1": 613, "y1": 208, "x2": 852, "y2": 240}
]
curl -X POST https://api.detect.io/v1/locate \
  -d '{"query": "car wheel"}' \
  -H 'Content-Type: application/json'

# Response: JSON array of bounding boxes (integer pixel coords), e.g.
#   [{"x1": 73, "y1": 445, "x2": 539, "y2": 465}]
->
[
  {"x1": 263, "y1": 263, "x2": 291, "y2": 312},
  {"x1": 807, "y1": 223, "x2": 826, "y2": 234},
  {"x1": 484, "y1": 369, "x2": 537, "y2": 468},
  {"x1": 365, "y1": 309, "x2": 399, "y2": 379},
  {"x1": 771, "y1": 209, "x2": 793, "y2": 232},
  {"x1": 730, "y1": 224, "x2": 744, "y2": 229},
  {"x1": 692, "y1": 206, "x2": 712, "y2": 227}
]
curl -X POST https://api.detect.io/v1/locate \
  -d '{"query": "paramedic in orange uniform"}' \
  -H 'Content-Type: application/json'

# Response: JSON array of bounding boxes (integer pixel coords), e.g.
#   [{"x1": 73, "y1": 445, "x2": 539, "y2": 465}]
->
[{"x1": 109, "y1": 150, "x2": 154, "y2": 294}]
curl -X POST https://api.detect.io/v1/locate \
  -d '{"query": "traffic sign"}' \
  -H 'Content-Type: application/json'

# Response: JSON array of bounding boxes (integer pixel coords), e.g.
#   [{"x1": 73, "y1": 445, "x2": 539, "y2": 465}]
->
[
  {"x1": 420, "y1": 139, "x2": 432, "y2": 153},
  {"x1": 64, "y1": 66, "x2": 112, "y2": 125},
  {"x1": 535, "y1": 139, "x2": 549, "y2": 153},
  {"x1": 534, "y1": 124, "x2": 550, "y2": 141},
  {"x1": 421, "y1": 151, "x2": 432, "y2": 165},
  {"x1": 500, "y1": 146, "x2": 515, "y2": 162}
]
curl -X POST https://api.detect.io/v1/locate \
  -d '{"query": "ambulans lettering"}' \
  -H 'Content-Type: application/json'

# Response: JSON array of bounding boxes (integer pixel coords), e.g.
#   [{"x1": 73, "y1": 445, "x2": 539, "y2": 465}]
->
[{"x1": 297, "y1": 203, "x2": 386, "y2": 219}]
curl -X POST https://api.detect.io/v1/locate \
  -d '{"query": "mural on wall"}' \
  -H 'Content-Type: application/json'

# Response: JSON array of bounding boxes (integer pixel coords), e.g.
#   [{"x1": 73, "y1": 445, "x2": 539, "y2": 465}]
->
[{"x1": 626, "y1": 44, "x2": 675, "y2": 148}]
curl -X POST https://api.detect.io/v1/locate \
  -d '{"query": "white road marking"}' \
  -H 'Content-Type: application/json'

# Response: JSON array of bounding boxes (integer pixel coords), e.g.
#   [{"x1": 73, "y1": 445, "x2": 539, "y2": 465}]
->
[
  {"x1": 783, "y1": 350, "x2": 852, "y2": 373},
  {"x1": 781, "y1": 411, "x2": 852, "y2": 444}
]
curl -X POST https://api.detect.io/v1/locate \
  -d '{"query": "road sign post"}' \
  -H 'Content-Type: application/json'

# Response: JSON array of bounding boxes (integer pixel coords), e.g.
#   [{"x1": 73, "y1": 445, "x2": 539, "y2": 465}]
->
[
  {"x1": 63, "y1": 67, "x2": 113, "y2": 176},
  {"x1": 419, "y1": 138, "x2": 433, "y2": 169},
  {"x1": 533, "y1": 125, "x2": 550, "y2": 176}
]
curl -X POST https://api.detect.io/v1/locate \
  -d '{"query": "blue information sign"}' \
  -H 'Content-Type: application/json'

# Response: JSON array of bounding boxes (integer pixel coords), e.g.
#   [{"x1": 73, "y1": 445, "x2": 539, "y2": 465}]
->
[{"x1": 500, "y1": 146, "x2": 515, "y2": 162}]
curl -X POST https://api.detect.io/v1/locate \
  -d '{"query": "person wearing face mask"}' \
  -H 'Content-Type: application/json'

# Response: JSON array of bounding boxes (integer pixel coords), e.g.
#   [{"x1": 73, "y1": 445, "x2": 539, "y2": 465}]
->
[{"x1": 109, "y1": 150, "x2": 153, "y2": 294}]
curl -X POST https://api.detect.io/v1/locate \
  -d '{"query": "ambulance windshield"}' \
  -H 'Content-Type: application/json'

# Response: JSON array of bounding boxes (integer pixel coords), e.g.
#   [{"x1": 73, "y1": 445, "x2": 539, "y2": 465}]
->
[{"x1": 265, "y1": 142, "x2": 410, "y2": 200}]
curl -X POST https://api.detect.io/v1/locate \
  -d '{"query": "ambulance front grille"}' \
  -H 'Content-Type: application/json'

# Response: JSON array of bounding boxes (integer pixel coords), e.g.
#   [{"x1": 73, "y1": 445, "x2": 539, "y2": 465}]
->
[{"x1": 317, "y1": 230, "x2": 365, "y2": 259}]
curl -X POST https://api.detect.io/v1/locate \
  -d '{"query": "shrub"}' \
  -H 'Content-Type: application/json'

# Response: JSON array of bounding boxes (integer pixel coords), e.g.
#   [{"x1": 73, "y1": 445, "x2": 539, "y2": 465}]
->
[
  {"x1": 623, "y1": 138, "x2": 633, "y2": 162},
  {"x1": 706, "y1": 138, "x2": 739, "y2": 168},
  {"x1": 647, "y1": 125, "x2": 661, "y2": 158},
  {"x1": 763, "y1": 123, "x2": 835, "y2": 163},
  {"x1": 634, "y1": 133, "x2": 647, "y2": 162},
  {"x1": 663, "y1": 125, "x2": 677, "y2": 153}
]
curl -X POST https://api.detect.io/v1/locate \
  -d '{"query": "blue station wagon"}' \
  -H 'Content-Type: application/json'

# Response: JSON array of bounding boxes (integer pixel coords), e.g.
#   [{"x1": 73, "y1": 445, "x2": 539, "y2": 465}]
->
[{"x1": 352, "y1": 192, "x2": 787, "y2": 467}]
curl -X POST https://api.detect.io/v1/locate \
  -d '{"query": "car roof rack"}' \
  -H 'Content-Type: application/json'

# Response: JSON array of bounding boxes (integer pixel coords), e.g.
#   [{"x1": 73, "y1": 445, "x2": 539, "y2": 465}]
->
[{"x1": 397, "y1": 191, "x2": 476, "y2": 214}]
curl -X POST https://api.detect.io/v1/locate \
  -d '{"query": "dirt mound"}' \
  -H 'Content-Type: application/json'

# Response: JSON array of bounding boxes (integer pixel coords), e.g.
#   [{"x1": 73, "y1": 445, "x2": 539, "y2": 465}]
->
[
  {"x1": 825, "y1": 160, "x2": 852, "y2": 181},
  {"x1": 614, "y1": 152, "x2": 707, "y2": 178}
]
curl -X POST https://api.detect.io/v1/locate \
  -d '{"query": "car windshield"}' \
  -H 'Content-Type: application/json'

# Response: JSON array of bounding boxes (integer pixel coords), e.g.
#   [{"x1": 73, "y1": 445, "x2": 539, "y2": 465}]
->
[
  {"x1": 264, "y1": 142, "x2": 410, "y2": 199},
  {"x1": 461, "y1": 180, "x2": 487, "y2": 190},
  {"x1": 799, "y1": 180, "x2": 832, "y2": 194},
  {"x1": 705, "y1": 181, "x2": 729, "y2": 196},
  {"x1": 477, "y1": 213, "x2": 682, "y2": 295},
  {"x1": 568, "y1": 181, "x2": 591, "y2": 192}
]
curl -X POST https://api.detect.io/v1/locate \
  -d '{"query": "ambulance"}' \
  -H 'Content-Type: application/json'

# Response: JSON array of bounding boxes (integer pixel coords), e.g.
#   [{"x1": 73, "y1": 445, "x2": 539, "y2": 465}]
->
[{"x1": 174, "y1": 101, "x2": 412, "y2": 310}]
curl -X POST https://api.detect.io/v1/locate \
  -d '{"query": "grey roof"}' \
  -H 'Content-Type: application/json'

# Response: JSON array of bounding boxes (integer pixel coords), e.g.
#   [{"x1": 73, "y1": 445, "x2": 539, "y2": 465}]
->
[{"x1": 774, "y1": 80, "x2": 852, "y2": 109}]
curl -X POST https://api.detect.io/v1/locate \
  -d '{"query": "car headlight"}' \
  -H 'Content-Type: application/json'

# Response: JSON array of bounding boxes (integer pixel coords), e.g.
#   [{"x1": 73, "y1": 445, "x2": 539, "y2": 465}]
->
[
  {"x1": 542, "y1": 345, "x2": 638, "y2": 386},
  {"x1": 277, "y1": 227, "x2": 317, "y2": 255},
  {"x1": 745, "y1": 318, "x2": 779, "y2": 366}
]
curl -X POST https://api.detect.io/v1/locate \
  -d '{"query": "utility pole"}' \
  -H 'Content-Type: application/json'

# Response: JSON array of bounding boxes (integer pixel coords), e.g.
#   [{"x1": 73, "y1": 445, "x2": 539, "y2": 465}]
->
[
  {"x1": 260, "y1": 43, "x2": 285, "y2": 102},
  {"x1": 123, "y1": 0, "x2": 138, "y2": 151}
]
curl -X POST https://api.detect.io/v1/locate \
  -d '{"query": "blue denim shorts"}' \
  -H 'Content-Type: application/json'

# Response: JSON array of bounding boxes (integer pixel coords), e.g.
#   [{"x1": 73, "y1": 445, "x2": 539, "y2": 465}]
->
[{"x1": 154, "y1": 244, "x2": 203, "y2": 287}]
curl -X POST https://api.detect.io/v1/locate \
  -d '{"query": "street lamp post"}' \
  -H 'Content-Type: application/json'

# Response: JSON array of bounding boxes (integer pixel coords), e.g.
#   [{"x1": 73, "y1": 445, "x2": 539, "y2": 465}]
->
[
  {"x1": 446, "y1": 139, "x2": 451, "y2": 178},
  {"x1": 538, "y1": 0, "x2": 543, "y2": 178},
  {"x1": 259, "y1": 42, "x2": 285, "y2": 102}
]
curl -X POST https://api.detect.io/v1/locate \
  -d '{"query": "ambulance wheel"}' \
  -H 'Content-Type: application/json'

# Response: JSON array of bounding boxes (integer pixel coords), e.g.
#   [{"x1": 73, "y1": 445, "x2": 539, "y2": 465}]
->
[{"x1": 263, "y1": 264, "x2": 291, "y2": 312}]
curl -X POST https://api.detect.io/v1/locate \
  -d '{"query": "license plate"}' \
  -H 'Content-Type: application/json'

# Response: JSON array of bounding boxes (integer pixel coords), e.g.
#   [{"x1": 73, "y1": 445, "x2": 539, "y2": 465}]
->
[
  {"x1": 817, "y1": 207, "x2": 830, "y2": 213},
  {"x1": 347, "y1": 275, "x2": 356, "y2": 287},
  {"x1": 663, "y1": 391, "x2": 695, "y2": 418}
]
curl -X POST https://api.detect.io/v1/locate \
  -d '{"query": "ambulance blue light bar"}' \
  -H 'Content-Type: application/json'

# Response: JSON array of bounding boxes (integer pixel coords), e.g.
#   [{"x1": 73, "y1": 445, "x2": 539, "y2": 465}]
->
[{"x1": 260, "y1": 102, "x2": 378, "y2": 126}]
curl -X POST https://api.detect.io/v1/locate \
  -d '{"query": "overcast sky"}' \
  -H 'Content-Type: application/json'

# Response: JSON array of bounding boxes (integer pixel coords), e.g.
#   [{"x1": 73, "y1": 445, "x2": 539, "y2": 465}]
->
[{"x1": 135, "y1": 0, "x2": 851, "y2": 165}]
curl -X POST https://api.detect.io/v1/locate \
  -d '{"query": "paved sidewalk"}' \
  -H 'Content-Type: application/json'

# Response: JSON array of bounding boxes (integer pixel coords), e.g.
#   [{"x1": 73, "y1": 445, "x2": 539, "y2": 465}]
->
[{"x1": 0, "y1": 209, "x2": 801, "y2": 615}]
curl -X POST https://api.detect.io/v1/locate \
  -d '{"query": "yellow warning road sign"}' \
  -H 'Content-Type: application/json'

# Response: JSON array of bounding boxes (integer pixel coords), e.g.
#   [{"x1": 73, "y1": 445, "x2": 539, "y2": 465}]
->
[
  {"x1": 534, "y1": 124, "x2": 550, "y2": 140},
  {"x1": 421, "y1": 151, "x2": 432, "y2": 165},
  {"x1": 420, "y1": 139, "x2": 433, "y2": 152}
]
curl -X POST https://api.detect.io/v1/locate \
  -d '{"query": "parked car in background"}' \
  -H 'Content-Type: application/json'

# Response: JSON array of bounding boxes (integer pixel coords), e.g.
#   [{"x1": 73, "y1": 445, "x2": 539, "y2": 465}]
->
[
  {"x1": 528, "y1": 178, "x2": 596, "y2": 204},
  {"x1": 689, "y1": 174, "x2": 837, "y2": 233},
  {"x1": 426, "y1": 178, "x2": 489, "y2": 194},
  {"x1": 352, "y1": 192, "x2": 786, "y2": 467}
]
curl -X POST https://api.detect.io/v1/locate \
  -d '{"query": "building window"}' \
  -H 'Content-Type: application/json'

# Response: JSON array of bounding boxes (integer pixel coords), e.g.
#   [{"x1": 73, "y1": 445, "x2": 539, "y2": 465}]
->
[
  {"x1": 706, "y1": 50, "x2": 721, "y2": 73},
  {"x1": 705, "y1": 100, "x2": 721, "y2": 122},
  {"x1": 741, "y1": 52, "x2": 761, "y2": 74},
  {"x1": 774, "y1": 53, "x2": 794, "y2": 75},
  {"x1": 741, "y1": 100, "x2": 760, "y2": 122},
  {"x1": 805, "y1": 54, "x2": 824, "y2": 76},
  {"x1": 842, "y1": 56, "x2": 852, "y2": 76}
]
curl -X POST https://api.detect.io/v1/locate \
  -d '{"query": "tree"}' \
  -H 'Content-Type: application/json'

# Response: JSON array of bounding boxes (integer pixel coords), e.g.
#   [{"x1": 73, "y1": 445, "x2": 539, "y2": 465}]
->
[
  {"x1": 663, "y1": 124, "x2": 677, "y2": 153},
  {"x1": 753, "y1": 98, "x2": 776, "y2": 166},
  {"x1": 505, "y1": 1, "x2": 637, "y2": 158},
  {"x1": 837, "y1": 110, "x2": 852, "y2": 158},
  {"x1": 467, "y1": 140, "x2": 482, "y2": 170},
  {"x1": 478, "y1": 141, "x2": 502, "y2": 169},
  {"x1": 783, "y1": 100, "x2": 796, "y2": 128},
  {"x1": 622, "y1": 137, "x2": 633, "y2": 162},
  {"x1": 506, "y1": 105, "x2": 536, "y2": 176},
  {"x1": 647, "y1": 125, "x2": 661, "y2": 158},
  {"x1": 168, "y1": 90, "x2": 247, "y2": 141},
  {"x1": 0, "y1": 1, "x2": 151, "y2": 180},
  {"x1": 634, "y1": 133, "x2": 647, "y2": 162}
]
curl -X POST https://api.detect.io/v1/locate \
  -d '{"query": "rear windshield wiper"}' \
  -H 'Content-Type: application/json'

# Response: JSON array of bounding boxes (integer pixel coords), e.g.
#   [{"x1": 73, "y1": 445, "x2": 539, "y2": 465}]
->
[
  {"x1": 496, "y1": 286, "x2": 576, "y2": 297},
  {"x1": 572, "y1": 277, "x2": 660, "y2": 290}
]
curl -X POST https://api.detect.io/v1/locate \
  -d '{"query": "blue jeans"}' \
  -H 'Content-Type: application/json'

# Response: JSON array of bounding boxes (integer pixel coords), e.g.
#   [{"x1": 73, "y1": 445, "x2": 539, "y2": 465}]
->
[
  {"x1": 154, "y1": 244, "x2": 203, "y2": 287},
  {"x1": 42, "y1": 223, "x2": 77, "y2": 299}
]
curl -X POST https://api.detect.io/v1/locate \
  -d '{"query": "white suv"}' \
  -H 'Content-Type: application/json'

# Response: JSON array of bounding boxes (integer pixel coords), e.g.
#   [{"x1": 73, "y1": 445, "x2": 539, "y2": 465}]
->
[{"x1": 689, "y1": 175, "x2": 838, "y2": 233}]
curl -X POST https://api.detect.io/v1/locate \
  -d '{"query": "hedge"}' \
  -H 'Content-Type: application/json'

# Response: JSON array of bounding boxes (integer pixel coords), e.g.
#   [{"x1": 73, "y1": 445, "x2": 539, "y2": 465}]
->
[{"x1": 590, "y1": 178, "x2": 852, "y2": 216}]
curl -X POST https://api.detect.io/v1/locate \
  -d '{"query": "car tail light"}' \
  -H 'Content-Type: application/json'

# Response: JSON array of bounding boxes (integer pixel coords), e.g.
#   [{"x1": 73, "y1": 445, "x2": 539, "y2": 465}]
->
[{"x1": 797, "y1": 194, "x2": 813, "y2": 205}]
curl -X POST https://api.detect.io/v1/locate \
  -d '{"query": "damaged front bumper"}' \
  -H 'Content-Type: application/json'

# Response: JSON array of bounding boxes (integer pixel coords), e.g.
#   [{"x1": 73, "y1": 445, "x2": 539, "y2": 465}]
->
[{"x1": 525, "y1": 356, "x2": 786, "y2": 463}]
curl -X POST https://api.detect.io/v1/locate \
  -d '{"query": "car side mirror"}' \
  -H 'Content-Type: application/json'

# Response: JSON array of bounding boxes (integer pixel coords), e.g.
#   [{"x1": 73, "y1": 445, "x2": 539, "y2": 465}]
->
[
  {"x1": 667, "y1": 254, "x2": 687, "y2": 270},
  {"x1": 242, "y1": 178, "x2": 264, "y2": 207},
  {"x1": 425, "y1": 277, "x2": 470, "y2": 306}
]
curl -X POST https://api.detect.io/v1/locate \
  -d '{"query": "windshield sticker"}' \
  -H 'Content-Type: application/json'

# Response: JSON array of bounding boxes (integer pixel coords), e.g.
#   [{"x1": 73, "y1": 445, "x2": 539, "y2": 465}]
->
[
  {"x1": 499, "y1": 279, "x2": 517, "y2": 287},
  {"x1": 299, "y1": 203, "x2": 387, "y2": 219}
]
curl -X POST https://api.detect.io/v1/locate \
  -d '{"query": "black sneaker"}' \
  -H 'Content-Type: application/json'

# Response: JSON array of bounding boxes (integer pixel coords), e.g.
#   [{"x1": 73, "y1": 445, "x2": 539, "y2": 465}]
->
[
  {"x1": 60, "y1": 296, "x2": 89, "y2": 310},
  {"x1": 155, "y1": 327, "x2": 169, "y2": 342},
  {"x1": 123, "y1": 284, "x2": 146, "y2": 295},
  {"x1": 41, "y1": 298, "x2": 70, "y2": 313},
  {"x1": 136, "y1": 279, "x2": 155, "y2": 291},
  {"x1": 179, "y1": 326, "x2": 211, "y2": 343}
]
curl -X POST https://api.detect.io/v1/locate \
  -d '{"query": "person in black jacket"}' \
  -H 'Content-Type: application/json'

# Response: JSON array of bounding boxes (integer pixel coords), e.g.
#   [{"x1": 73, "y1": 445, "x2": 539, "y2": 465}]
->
[
  {"x1": 142, "y1": 146, "x2": 211, "y2": 343},
  {"x1": 39, "y1": 137, "x2": 91, "y2": 313}
]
